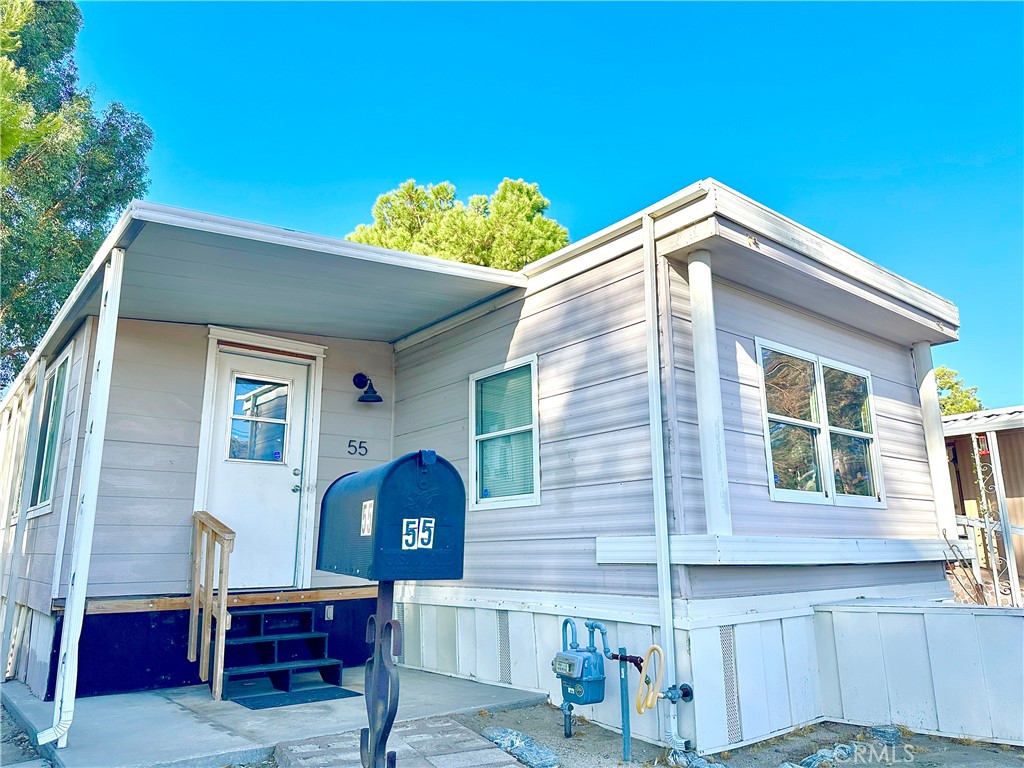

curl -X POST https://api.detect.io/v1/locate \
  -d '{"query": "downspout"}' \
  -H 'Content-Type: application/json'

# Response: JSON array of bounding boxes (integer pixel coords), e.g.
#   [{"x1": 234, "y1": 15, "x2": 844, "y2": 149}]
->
[
  {"x1": 38, "y1": 249, "x2": 124, "y2": 748},
  {"x1": 641, "y1": 215, "x2": 686, "y2": 752}
]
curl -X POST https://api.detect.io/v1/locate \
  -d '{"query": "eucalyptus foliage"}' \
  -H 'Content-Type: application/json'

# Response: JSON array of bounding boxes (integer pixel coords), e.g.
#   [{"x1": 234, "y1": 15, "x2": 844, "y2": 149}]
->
[
  {"x1": 347, "y1": 178, "x2": 569, "y2": 272},
  {"x1": 1, "y1": 0, "x2": 152, "y2": 387}
]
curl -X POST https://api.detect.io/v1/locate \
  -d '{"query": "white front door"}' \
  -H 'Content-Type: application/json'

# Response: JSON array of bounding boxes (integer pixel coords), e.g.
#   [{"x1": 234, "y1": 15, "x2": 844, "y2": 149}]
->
[{"x1": 206, "y1": 351, "x2": 309, "y2": 588}]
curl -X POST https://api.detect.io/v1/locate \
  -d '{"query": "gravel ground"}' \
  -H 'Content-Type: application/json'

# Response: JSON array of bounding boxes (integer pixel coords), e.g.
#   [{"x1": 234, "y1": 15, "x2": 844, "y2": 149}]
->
[
  {"x1": 455, "y1": 702, "x2": 670, "y2": 767},
  {"x1": 1, "y1": 704, "x2": 49, "y2": 767}
]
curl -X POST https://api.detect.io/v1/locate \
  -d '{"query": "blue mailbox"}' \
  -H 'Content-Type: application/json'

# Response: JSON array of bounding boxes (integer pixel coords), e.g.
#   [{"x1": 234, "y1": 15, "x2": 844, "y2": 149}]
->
[{"x1": 316, "y1": 450, "x2": 466, "y2": 581}]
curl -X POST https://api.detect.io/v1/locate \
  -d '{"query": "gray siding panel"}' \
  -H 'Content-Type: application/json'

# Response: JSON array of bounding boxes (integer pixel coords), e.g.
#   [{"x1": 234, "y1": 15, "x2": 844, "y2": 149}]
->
[
  {"x1": 672, "y1": 279, "x2": 939, "y2": 542},
  {"x1": 61, "y1": 319, "x2": 394, "y2": 596},
  {"x1": 687, "y1": 562, "x2": 946, "y2": 599},
  {"x1": 21, "y1": 321, "x2": 91, "y2": 612},
  {"x1": 395, "y1": 247, "x2": 659, "y2": 595}
]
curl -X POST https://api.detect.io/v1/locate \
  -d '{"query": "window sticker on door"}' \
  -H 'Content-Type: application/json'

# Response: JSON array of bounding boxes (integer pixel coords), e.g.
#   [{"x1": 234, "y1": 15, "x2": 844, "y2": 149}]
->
[{"x1": 360, "y1": 500, "x2": 374, "y2": 536}]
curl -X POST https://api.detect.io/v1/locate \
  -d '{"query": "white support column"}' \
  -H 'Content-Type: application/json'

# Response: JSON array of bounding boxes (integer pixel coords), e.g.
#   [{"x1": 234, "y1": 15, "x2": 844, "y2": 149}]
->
[
  {"x1": 2, "y1": 359, "x2": 47, "y2": 677},
  {"x1": 38, "y1": 249, "x2": 124, "y2": 748},
  {"x1": 686, "y1": 249, "x2": 732, "y2": 536},
  {"x1": 985, "y1": 431, "x2": 1021, "y2": 607},
  {"x1": 912, "y1": 342, "x2": 957, "y2": 538}
]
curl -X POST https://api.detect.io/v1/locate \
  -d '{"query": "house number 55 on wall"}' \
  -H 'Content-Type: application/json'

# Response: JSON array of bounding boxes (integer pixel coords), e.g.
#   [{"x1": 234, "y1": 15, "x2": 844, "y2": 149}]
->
[
  {"x1": 401, "y1": 517, "x2": 435, "y2": 550},
  {"x1": 347, "y1": 439, "x2": 368, "y2": 456}
]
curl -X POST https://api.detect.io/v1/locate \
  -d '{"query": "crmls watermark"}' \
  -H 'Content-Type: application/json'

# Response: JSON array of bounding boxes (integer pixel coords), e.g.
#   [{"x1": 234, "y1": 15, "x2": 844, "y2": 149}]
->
[{"x1": 835, "y1": 743, "x2": 916, "y2": 764}]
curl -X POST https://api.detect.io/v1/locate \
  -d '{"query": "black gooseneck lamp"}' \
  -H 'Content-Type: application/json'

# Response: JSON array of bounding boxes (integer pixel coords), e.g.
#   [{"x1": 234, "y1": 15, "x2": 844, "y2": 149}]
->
[{"x1": 353, "y1": 373, "x2": 383, "y2": 404}]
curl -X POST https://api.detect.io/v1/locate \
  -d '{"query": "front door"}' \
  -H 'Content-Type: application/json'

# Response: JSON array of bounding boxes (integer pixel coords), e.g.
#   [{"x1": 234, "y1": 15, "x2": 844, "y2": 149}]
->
[{"x1": 206, "y1": 351, "x2": 309, "y2": 588}]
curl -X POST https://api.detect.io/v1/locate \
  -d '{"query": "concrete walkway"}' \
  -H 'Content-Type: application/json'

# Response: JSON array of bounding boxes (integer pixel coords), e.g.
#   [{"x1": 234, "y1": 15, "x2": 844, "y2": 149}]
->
[
  {"x1": 2, "y1": 669, "x2": 546, "y2": 768},
  {"x1": 276, "y1": 718, "x2": 522, "y2": 768}
]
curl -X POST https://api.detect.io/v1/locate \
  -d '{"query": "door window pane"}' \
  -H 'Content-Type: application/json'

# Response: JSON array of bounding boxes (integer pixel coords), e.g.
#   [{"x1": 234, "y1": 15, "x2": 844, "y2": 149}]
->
[
  {"x1": 233, "y1": 378, "x2": 288, "y2": 420},
  {"x1": 831, "y1": 434, "x2": 875, "y2": 497},
  {"x1": 762, "y1": 350, "x2": 816, "y2": 422},
  {"x1": 478, "y1": 431, "x2": 534, "y2": 499},
  {"x1": 823, "y1": 367, "x2": 871, "y2": 432},
  {"x1": 768, "y1": 421, "x2": 822, "y2": 492},
  {"x1": 229, "y1": 419, "x2": 286, "y2": 462},
  {"x1": 476, "y1": 365, "x2": 532, "y2": 435}
]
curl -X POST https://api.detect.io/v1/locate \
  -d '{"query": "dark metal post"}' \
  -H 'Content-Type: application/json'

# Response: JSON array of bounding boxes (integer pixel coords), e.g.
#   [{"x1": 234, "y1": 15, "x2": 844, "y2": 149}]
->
[
  {"x1": 618, "y1": 647, "x2": 631, "y2": 762},
  {"x1": 361, "y1": 581, "x2": 402, "y2": 768}
]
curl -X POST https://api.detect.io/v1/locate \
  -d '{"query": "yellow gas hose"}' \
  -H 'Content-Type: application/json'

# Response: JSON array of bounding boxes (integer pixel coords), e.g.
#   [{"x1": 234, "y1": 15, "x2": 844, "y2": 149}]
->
[{"x1": 635, "y1": 644, "x2": 664, "y2": 714}]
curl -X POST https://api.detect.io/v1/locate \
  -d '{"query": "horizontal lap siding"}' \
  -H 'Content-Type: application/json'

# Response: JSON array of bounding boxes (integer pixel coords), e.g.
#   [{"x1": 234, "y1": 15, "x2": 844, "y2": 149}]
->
[
  {"x1": 74, "y1": 319, "x2": 392, "y2": 597},
  {"x1": 395, "y1": 249, "x2": 660, "y2": 595},
  {"x1": 308, "y1": 337, "x2": 393, "y2": 588},
  {"x1": 21, "y1": 321, "x2": 91, "y2": 612},
  {"x1": 711, "y1": 282, "x2": 937, "y2": 540},
  {"x1": 687, "y1": 561, "x2": 946, "y2": 599},
  {"x1": 87, "y1": 319, "x2": 208, "y2": 596}
]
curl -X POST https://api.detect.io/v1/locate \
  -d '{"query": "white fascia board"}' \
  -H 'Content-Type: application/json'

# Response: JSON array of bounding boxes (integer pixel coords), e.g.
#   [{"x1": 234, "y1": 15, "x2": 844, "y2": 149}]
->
[
  {"x1": 595, "y1": 534, "x2": 970, "y2": 566},
  {"x1": 394, "y1": 580, "x2": 952, "y2": 630},
  {"x1": 130, "y1": 201, "x2": 527, "y2": 287},
  {"x1": 521, "y1": 180, "x2": 711, "y2": 278},
  {"x1": 705, "y1": 179, "x2": 959, "y2": 329}
]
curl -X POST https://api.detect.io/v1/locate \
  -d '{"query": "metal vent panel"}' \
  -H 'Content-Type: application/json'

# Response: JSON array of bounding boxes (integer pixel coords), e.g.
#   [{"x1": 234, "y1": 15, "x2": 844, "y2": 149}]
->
[
  {"x1": 497, "y1": 610, "x2": 511, "y2": 684},
  {"x1": 395, "y1": 602, "x2": 406, "y2": 664},
  {"x1": 720, "y1": 625, "x2": 741, "y2": 743}
]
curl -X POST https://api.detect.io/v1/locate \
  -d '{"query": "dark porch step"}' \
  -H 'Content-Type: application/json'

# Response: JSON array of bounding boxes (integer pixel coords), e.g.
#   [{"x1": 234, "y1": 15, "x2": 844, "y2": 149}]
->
[
  {"x1": 222, "y1": 657, "x2": 343, "y2": 695},
  {"x1": 224, "y1": 658, "x2": 341, "y2": 676},
  {"x1": 225, "y1": 631, "x2": 327, "y2": 645},
  {"x1": 229, "y1": 606, "x2": 314, "y2": 617}
]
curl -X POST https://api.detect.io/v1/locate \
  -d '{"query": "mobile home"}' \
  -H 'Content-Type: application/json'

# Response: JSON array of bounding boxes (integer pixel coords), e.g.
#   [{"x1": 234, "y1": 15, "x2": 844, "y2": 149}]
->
[{"x1": 1, "y1": 179, "x2": 963, "y2": 753}]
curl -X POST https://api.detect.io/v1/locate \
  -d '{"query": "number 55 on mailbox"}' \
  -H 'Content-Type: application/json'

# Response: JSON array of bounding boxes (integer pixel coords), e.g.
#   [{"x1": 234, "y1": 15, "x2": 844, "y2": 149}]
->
[{"x1": 316, "y1": 450, "x2": 467, "y2": 581}]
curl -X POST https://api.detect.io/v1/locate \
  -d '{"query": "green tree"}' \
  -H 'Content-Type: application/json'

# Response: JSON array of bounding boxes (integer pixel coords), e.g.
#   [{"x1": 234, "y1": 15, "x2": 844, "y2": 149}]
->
[
  {"x1": 935, "y1": 365, "x2": 984, "y2": 415},
  {"x1": 1, "y1": 0, "x2": 153, "y2": 387},
  {"x1": 347, "y1": 178, "x2": 569, "y2": 272}
]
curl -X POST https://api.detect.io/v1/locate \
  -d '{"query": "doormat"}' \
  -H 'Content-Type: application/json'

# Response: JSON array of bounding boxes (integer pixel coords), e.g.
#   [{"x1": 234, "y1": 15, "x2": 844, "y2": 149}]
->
[{"x1": 232, "y1": 686, "x2": 362, "y2": 710}]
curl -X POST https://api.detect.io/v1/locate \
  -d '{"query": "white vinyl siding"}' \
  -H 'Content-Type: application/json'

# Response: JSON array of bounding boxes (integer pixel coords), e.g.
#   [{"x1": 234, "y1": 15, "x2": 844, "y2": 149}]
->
[
  {"x1": 755, "y1": 338, "x2": 884, "y2": 509},
  {"x1": 394, "y1": 247, "x2": 662, "y2": 596},
  {"x1": 469, "y1": 356, "x2": 539, "y2": 509}
]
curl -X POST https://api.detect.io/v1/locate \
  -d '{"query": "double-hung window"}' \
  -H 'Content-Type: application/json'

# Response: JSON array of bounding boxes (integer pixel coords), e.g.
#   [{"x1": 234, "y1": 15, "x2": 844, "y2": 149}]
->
[
  {"x1": 29, "y1": 352, "x2": 71, "y2": 511},
  {"x1": 469, "y1": 356, "x2": 540, "y2": 509},
  {"x1": 756, "y1": 339, "x2": 884, "y2": 508}
]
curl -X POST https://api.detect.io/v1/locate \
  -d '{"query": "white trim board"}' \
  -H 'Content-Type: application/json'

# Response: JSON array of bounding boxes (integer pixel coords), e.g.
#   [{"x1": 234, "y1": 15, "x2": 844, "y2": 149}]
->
[
  {"x1": 595, "y1": 535, "x2": 967, "y2": 566},
  {"x1": 394, "y1": 580, "x2": 952, "y2": 630}
]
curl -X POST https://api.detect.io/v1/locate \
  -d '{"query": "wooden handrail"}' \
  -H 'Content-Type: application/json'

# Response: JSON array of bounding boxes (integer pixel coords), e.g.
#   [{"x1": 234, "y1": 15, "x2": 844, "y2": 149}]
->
[{"x1": 188, "y1": 510, "x2": 235, "y2": 701}]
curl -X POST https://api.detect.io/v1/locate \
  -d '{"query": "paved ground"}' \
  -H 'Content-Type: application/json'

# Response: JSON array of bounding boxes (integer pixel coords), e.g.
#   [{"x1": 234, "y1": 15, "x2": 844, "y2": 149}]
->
[
  {"x1": 275, "y1": 718, "x2": 522, "y2": 768},
  {"x1": 1, "y1": 670, "x2": 544, "y2": 768},
  {"x1": 7, "y1": 694, "x2": 1022, "y2": 768}
]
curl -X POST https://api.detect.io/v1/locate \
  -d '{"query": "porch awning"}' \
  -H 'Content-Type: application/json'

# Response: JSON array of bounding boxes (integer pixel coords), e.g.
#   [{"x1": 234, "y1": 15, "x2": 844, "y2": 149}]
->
[{"x1": 44, "y1": 200, "x2": 527, "y2": 356}]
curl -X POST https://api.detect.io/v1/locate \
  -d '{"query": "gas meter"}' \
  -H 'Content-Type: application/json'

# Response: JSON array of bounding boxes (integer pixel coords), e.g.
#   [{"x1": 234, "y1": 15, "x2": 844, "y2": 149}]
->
[{"x1": 551, "y1": 618, "x2": 605, "y2": 706}]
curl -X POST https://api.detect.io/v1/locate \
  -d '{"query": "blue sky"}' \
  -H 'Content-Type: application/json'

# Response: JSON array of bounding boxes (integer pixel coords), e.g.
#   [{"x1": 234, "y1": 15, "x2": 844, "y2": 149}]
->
[{"x1": 75, "y1": 2, "x2": 1022, "y2": 407}]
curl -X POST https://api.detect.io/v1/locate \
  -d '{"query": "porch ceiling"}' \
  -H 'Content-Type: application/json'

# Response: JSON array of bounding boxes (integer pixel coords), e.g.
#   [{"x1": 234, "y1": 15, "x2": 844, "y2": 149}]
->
[{"x1": 93, "y1": 203, "x2": 527, "y2": 342}]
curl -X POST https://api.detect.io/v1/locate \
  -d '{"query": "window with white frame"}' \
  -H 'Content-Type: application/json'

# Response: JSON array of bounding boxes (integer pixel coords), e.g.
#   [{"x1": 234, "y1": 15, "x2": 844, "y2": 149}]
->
[
  {"x1": 469, "y1": 356, "x2": 539, "y2": 509},
  {"x1": 29, "y1": 354, "x2": 71, "y2": 509},
  {"x1": 756, "y1": 339, "x2": 884, "y2": 508}
]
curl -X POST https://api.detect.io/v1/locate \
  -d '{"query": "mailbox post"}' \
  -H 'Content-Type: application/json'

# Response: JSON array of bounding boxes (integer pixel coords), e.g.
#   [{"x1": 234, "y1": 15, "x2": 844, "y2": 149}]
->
[{"x1": 317, "y1": 450, "x2": 466, "y2": 768}]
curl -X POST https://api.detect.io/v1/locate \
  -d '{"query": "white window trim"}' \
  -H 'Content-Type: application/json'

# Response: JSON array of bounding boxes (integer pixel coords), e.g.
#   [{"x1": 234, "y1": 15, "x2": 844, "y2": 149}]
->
[
  {"x1": 468, "y1": 354, "x2": 540, "y2": 511},
  {"x1": 754, "y1": 337, "x2": 886, "y2": 510},
  {"x1": 26, "y1": 341, "x2": 75, "y2": 520}
]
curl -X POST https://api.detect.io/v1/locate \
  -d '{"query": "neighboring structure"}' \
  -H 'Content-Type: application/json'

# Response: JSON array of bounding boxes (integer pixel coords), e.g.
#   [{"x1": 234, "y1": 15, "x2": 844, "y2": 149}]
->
[
  {"x1": 943, "y1": 406, "x2": 1024, "y2": 607},
  {"x1": 1, "y1": 180, "x2": 966, "y2": 753}
]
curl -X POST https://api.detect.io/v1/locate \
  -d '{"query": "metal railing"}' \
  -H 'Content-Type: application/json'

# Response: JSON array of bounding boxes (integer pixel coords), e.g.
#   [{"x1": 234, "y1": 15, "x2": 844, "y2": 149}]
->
[{"x1": 188, "y1": 510, "x2": 235, "y2": 700}]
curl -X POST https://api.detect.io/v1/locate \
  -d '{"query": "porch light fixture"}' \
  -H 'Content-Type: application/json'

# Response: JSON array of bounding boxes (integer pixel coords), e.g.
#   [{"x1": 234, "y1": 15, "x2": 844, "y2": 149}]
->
[{"x1": 353, "y1": 373, "x2": 383, "y2": 403}]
